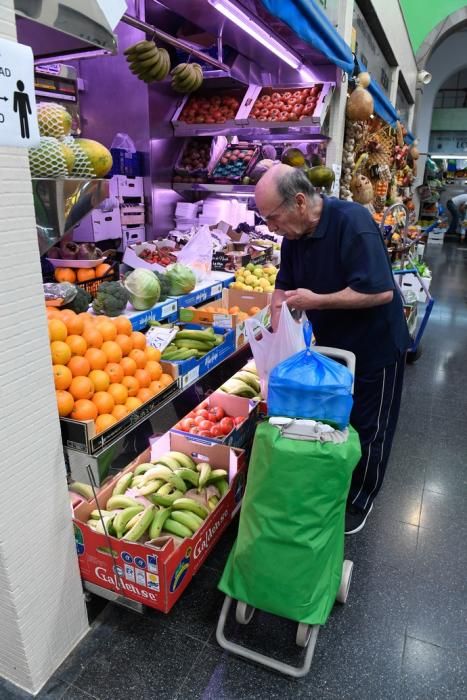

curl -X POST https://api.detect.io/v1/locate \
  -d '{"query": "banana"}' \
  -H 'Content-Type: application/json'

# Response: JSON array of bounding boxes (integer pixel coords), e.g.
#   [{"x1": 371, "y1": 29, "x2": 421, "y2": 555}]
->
[
  {"x1": 138, "y1": 479, "x2": 164, "y2": 496},
  {"x1": 126, "y1": 45, "x2": 158, "y2": 62},
  {"x1": 153, "y1": 455, "x2": 181, "y2": 471},
  {"x1": 235, "y1": 371, "x2": 261, "y2": 392},
  {"x1": 157, "y1": 482, "x2": 176, "y2": 496},
  {"x1": 206, "y1": 468, "x2": 228, "y2": 481},
  {"x1": 171, "y1": 62, "x2": 191, "y2": 79},
  {"x1": 123, "y1": 505, "x2": 155, "y2": 542},
  {"x1": 149, "y1": 489, "x2": 184, "y2": 507},
  {"x1": 134, "y1": 462, "x2": 153, "y2": 476},
  {"x1": 149, "y1": 507, "x2": 172, "y2": 540},
  {"x1": 163, "y1": 518, "x2": 192, "y2": 539},
  {"x1": 216, "y1": 479, "x2": 230, "y2": 497},
  {"x1": 95, "y1": 516, "x2": 113, "y2": 535},
  {"x1": 124, "y1": 40, "x2": 156, "y2": 55},
  {"x1": 166, "y1": 452, "x2": 196, "y2": 470},
  {"x1": 89, "y1": 509, "x2": 117, "y2": 520},
  {"x1": 113, "y1": 505, "x2": 144, "y2": 538},
  {"x1": 87, "y1": 520, "x2": 98, "y2": 530},
  {"x1": 69, "y1": 482, "x2": 94, "y2": 500},
  {"x1": 208, "y1": 496, "x2": 219, "y2": 511},
  {"x1": 174, "y1": 468, "x2": 199, "y2": 488},
  {"x1": 142, "y1": 465, "x2": 173, "y2": 484},
  {"x1": 172, "y1": 497, "x2": 209, "y2": 519},
  {"x1": 106, "y1": 495, "x2": 142, "y2": 511},
  {"x1": 136, "y1": 53, "x2": 162, "y2": 71},
  {"x1": 171, "y1": 510, "x2": 203, "y2": 533},
  {"x1": 168, "y1": 472, "x2": 188, "y2": 493},
  {"x1": 112, "y1": 471, "x2": 134, "y2": 497},
  {"x1": 197, "y1": 462, "x2": 211, "y2": 492},
  {"x1": 174, "y1": 71, "x2": 197, "y2": 92},
  {"x1": 131, "y1": 475, "x2": 146, "y2": 489},
  {"x1": 125, "y1": 510, "x2": 145, "y2": 531}
]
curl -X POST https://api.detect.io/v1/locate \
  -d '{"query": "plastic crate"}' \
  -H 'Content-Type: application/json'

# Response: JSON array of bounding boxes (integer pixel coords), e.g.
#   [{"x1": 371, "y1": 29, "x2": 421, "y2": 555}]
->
[{"x1": 75, "y1": 262, "x2": 119, "y2": 298}]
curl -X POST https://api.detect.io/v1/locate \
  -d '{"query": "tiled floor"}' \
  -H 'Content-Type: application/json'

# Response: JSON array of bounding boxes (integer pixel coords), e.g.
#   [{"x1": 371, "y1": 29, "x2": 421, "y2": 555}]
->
[{"x1": 2, "y1": 242, "x2": 466, "y2": 699}]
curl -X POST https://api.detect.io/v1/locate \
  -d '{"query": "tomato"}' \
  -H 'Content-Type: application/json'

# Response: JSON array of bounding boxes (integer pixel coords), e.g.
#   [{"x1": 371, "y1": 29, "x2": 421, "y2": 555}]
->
[
  {"x1": 293, "y1": 91, "x2": 303, "y2": 100},
  {"x1": 283, "y1": 91, "x2": 292, "y2": 100},
  {"x1": 302, "y1": 105, "x2": 314, "y2": 116},
  {"x1": 275, "y1": 101, "x2": 285, "y2": 110},
  {"x1": 234, "y1": 416, "x2": 245, "y2": 425},
  {"x1": 194, "y1": 116, "x2": 205, "y2": 123},
  {"x1": 260, "y1": 94, "x2": 271, "y2": 103},
  {"x1": 180, "y1": 417, "x2": 195, "y2": 431},
  {"x1": 189, "y1": 426, "x2": 201, "y2": 435},
  {"x1": 194, "y1": 415, "x2": 207, "y2": 426},
  {"x1": 288, "y1": 112, "x2": 299, "y2": 121},
  {"x1": 260, "y1": 108, "x2": 269, "y2": 117},
  {"x1": 199, "y1": 419, "x2": 215, "y2": 431},
  {"x1": 293, "y1": 104, "x2": 304, "y2": 115},
  {"x1": 210, "y1": 424, "x2": 225, "y2": 438},
  {"x1": 302, "y1": 88, "x2": 311, "y2": 97},
  {"x1": 211, "y1": 96, "x2": 221, "y2": 106},
  {"x1": 279, "y1": 111, "x2": 289, "y2": 121},
  {"x1": 271, "y1": 92, "x2": 281, "y2": 101},
  {"x1": 310, "y1": 86, "x2": 320, "y2": 96},
  {"x1": 174, "y1": 421, "x2": 183, "y2": 430},
  {"x1": 288, "y1": 98, "x2": 298, "y2": 107},
  {"x1": 220, "y1": 417, "x2": 235, "y2": 435},
  {"x1": 208, "y1": 406, "x2": 225, "y2": 422},
  {"x1": 199, "y1": 430, "x2": 212, "y2": 437},
  {"x1": 194, "y1": 408, "x2": 209, "y2": 419}
]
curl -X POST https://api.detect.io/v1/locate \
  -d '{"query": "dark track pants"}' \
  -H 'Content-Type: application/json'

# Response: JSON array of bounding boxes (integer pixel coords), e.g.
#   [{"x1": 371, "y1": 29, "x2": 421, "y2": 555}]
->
[
  {"x1": 446, "y1": 199, "x2": 459, "y2": 235},
  {"x1": 348, "y1": 354, "x2": 406, "y2": 511}
]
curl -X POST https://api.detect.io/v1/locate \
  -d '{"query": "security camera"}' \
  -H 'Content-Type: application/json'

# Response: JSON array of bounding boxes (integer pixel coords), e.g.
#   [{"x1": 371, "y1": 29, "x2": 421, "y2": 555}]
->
[{"x1": 417, "y1": 70, "x2": 432, "y2": 85}]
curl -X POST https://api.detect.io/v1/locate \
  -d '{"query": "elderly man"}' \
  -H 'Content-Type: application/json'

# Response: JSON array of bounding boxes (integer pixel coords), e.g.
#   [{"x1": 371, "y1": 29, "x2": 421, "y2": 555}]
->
[{"x1": 256, "y1": 164, "x2": 410, "y2": 534}]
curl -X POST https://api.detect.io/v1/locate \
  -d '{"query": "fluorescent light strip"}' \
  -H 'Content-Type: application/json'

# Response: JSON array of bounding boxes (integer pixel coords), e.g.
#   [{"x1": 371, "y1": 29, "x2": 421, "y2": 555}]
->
[{"x1": 208, "y1": 0, "x2": 301, "y2": 70}]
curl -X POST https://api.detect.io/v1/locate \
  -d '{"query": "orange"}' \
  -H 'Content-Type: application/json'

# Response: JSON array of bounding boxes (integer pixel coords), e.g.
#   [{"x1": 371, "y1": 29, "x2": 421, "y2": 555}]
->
[
  {"x1": 105, "y1": 362, "x2": 124, "y2": 384},
  {"x1": 120, "y1": 357, "x2": 137, "y2": 376},
  {"x1": 85, "y1": 348, "x2": 107, "y2": 371},
  {"x1": 50, "y1": 340, "x2": 72, "y2": 365},
  {"x1": 56, "y1": 390, "x2": 74, "y2": 417},
  {"x1": 134, "y1": 368, "x2": 151, "y2": 388},
  {"x1": 66, "y1": 334, "x2": 88, "y2": 357},
  {"x1": 95, "y1": 263, "x2": 111, "y2": 278},
  {"x1": 92, "y1": 391, "x2": 115, "y2": 415},
  {"x1": 69, "y1": 376, "x2": 94, "y2": 401},
  {"x1": 159, "y1": 373, "x2": 174, "y2": 388},
  {"x1": 61, "y1": 312, "x2": 84, "y2": 336},
  {"x1": 101, "y1": 340, "x2": 122, "y2": 364},
  {"x1": 122, "y1": 375, "x2": 140, "y2": 397},
  {"x1": 53, "y1": 364, "x2": 73, "y2": 390},
  {"x1": 145, "y1": 360, "x2": 162, "y2": 381},
  {"x1": 145, "y1": 346, "x2": 161, "y2": 362},
  {"x1": 68, "y1": 356, "x2": 91, "y2": 377},
  {"x1": 88, "y1": 369, "x2": 110, "y2": 392},
  {"x1": 115, "y1": 334, "x2": 133, "y2": 357},
  {"x1": 149, "y1": 380, "x2": 162, "y2": 395},
  {"x1": 55, "y1": 267, "x2": 76, "y2": 284},
  {"x1": 137, "y1": 388, "x2": 153, "y2": 404},
  {"x1": 82, "y1": 327, "x2": 103, "y2": 349},
  {"x1": 48, "y1": 319, "x2": 68, "y2": 342},
  {"x1": 46, "y1": 307, "x2": 62, "y2": 320},
  {"x1": 112, "y1": 404, "x2": 129, "y2": 421},
  {"x1": 71, "y1": 398, "x2": 98, "y2": 421},
  {"x1": 95, "y1": 413, "x2": 118, "y2": 433},
  {"x1": 113, "y1": 316, "x2": 132, "y2": 336},
  {"x1": 77, "y1": 268, "x2": 96, "y2": 282},
  {"x1": 107, "y1": 383, "x2": 128, "y2": 405},
  {"x1": 78, "y1": 312, "x2": 95, "y2": 325},
  {"x1": 129, "y1": 348, "x2": 146, "y2": 369},
  {"x1": 96, "y1": 319, "x2": 117, "y2": 341},
  {"x1": 130, "y1": 331, "x2": 146, "y2": 350},
  {"x1": 125, "y1": 396, "x2": 143, "y2": 411}
]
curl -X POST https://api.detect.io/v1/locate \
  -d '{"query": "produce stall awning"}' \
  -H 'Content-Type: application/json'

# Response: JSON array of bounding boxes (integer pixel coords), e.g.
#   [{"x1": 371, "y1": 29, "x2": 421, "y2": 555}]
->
[
  {"x1": 357, "y1": 59, "x2": 400, "y2": 126},
  {"x1": 405, "y1": 131, "x2": 415, "y2": 144},
  {"x1": 260, "y1": 0, "x2": 354, "y2": 74}
]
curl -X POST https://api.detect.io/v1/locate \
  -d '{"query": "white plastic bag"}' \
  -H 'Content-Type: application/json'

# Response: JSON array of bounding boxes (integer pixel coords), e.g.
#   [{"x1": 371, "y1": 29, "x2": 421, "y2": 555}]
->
[
  {"x1": 110, "y1": 132, "x2": 136, "y2": 153},
  {"x1": 245, "y1": 301, "x2": 306, "y2": 399},
  {"x1": 177, "y1": 225, "x2": 213, "y2": 282}
]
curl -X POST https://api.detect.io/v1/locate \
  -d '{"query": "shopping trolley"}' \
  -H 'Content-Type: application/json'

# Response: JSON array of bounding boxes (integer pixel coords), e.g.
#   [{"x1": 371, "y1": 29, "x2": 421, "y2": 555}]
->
[{"x1": 216, "y1": 347, "x2": 360, "y2": 678}]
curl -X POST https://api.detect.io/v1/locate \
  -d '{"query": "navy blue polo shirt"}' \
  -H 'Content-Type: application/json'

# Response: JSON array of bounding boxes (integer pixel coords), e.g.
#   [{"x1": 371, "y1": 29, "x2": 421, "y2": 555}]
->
[{"x1": 275, "y1": 196, "x2": 411, "y2": 374}]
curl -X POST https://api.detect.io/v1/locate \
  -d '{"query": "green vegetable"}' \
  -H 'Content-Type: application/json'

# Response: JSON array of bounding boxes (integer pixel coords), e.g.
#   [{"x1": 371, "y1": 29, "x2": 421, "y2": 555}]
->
[
  {"x1": 154, "y1": 271, "x2": 171, "y2": 301},
  {"x1": 92, "y1": 281, "x2": 129, "y2": 316},
  {"x1": 62, "y1": 286, "x2": 92, "y2": 314},
  {"x1": 165, "y1": 263, "x2": 196, "y2": 296},
  {"x1": 124, "y1": 269, "x2": 161, "y2": 310}
]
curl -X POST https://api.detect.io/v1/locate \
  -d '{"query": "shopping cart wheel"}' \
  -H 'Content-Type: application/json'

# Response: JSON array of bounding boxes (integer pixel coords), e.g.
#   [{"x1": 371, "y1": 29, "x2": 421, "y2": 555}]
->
[
  {"x1": 336, "y1": 559, "x2": 353, "y2": 604},
  {"x1": 235, "y1": 600, "x2": 255, "y2": 625},
  {"x1": 296, "y1": 623, "x2": 313, "y2": 648}
]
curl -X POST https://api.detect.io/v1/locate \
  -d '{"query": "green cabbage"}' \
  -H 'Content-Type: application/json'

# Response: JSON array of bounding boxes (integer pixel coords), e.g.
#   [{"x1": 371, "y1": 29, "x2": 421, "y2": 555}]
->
[
  {"x1": 124, "y1": 268, "x2": 160, "y2": 310},
  {"x1": 165, "y1": 263, "x2": 196, "y2": 296}
]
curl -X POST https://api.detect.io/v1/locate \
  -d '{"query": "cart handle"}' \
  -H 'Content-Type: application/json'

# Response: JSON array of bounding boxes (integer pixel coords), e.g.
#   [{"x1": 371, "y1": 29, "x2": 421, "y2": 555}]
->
[{"x1": 313, "y1": 346, "x2": 356, "y2": 391}]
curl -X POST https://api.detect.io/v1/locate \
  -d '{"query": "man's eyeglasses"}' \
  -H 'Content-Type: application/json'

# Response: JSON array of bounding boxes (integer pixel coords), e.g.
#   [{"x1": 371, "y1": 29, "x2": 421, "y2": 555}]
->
[{"x1": 257, "y1": 198, "x2": 287, "y2": 224}]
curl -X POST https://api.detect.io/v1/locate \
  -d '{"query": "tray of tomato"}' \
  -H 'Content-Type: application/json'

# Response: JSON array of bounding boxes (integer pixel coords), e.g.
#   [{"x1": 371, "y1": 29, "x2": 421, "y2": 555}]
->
[
  {"x1": 244, "y1": 83, "x2": 333, "y2": 127},
  {"x1": 172, "y1": 392, "x2": 258, "y2": 448},
  {"x1": 172, "y1": 88, "x2": 248, "y2": 136}
]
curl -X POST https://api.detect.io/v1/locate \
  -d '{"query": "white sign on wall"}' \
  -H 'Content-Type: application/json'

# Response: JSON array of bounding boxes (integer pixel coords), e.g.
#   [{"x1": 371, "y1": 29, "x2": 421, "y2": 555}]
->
[
  {"x1": 429, "y1": 131, "x2": 467, "y2": 155},
  {"x1": 0, "y1": 38, "x2": 40, "y2": 147}
]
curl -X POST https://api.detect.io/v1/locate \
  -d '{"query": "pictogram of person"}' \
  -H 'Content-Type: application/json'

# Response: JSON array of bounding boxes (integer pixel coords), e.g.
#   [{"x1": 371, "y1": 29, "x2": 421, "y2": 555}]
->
[{"x1": 13, "y1": 80, "x2": 31, "y2": 139}]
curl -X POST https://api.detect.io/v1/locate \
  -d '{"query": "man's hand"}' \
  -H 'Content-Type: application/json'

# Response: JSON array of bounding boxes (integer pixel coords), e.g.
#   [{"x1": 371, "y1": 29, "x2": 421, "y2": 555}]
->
[{"x1": 285, "y1": 288, "x2": 321, "y2": 310}]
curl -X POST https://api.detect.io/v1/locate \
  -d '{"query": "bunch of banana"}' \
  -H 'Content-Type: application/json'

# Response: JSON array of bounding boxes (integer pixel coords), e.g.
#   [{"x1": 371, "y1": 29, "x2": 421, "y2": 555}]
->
[
  {"x1": 162, "y1": 327, "x2": 223, "y2": 362},
  {"x1": 170, "y1": 63, "x2": 203, "y2": 94},
  {"x1": 219, "y1": 361, "x2": 261, "y2": 399},
  {"x1": 85, "y1": 450, "x2": 230, "y2": 544},
  {"x1": 124, "y1": 40, "x2": 170, "y2": 83}
]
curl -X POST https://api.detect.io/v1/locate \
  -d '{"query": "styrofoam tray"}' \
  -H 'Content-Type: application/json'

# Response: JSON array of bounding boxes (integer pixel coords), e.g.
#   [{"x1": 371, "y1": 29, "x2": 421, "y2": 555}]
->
[{"x1": 46, "y1": 258, "x2": 106, "y2": 268}]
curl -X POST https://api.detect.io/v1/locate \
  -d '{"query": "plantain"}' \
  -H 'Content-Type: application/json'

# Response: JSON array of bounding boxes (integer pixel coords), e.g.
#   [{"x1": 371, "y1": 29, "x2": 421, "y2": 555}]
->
[
  {"x1": 114, "y1": 505, "x2": 144, "y2": 538},
  {"x1": 112, "y1": 471, "x2": 134, "y2": 497},
  {"x1": 171, "y1": 497, "x2": 209, "y2": 520},
  {"x1": 124, "y1": 40, "x2": 156, "y2": 55},
  {"x1": 197, "y1": 462, "x2": 212, "y2": 492},
  {"x1": 171, "y1": 510, "x2": 203, "y2": 533},
  {"x1": 174, "y1": 468, "x2": 199, "y2": 488},
  {"x1": 163, "y1": 518, "x2": 192, "y2": 539},
  {"x1": 148, "y1": 507, "x2": 172, "y2": 540},
  {"x1": 123, "y1": 505, "x2": 155, "y2": 542}
]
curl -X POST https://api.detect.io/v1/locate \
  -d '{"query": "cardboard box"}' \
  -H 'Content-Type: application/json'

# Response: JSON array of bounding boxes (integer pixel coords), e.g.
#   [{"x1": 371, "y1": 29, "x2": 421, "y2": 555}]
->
[
  {"x1": 398, "y1": 272, "x2": 431, "y2": 302},
  {"x1": 179, "y1": 288, "x2": 271, "y2": 347},
  {"x1": 120, "y1": 205, "x2": 145, "y2": 227},
  {"x1": 73, "y1": 207, "x2": 122, "y2": 243},
  {"x1": 60, "y1": 363, "x2": 178, "y2": 455},
  {"x1": 109, "y1": 175, "x2": 144, "y2": 201},
  {"x1": 118, "y1": 225, "x2": 146, "y2": 252},
  {"x1": 171, "y1": 392, "x2": 259, "y2": 448},
  {"x1": 73, "y1": 433, "x2": 246, "y2": 613}
]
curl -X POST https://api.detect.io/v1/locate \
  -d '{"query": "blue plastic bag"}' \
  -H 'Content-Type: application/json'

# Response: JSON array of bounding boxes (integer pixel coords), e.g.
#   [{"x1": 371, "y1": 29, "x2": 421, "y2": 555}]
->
[{"x1": 268, "y1": 323, "x2": 353, "y2": 428}]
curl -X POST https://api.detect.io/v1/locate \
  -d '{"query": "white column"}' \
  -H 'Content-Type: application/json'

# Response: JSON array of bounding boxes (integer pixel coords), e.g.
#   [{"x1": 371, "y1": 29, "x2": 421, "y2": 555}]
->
[{"x1": 0, "y1": 1, "x2": 88, "y2": 694}]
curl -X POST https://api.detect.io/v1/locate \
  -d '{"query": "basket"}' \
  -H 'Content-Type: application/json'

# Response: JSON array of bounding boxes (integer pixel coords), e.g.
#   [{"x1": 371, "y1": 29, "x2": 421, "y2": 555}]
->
[{"x1": 75, "y1": 262, "x2": 119, "y2": 298}]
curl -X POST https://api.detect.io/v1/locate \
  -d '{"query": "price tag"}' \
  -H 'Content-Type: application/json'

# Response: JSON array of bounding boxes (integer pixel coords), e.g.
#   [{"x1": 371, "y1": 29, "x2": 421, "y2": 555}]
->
[
  {"x1": 146, "y1": 325, "x2": 178, "y2": 352},
  {"x1": 161, "y1": 301, "x2": 177, "y2": 317},
  {"x1": 210, "y1": 283, "x2": 222, "y2": 296},
  {"x1": 182, "y1": 366, "x2": 200, "y2": 388}
]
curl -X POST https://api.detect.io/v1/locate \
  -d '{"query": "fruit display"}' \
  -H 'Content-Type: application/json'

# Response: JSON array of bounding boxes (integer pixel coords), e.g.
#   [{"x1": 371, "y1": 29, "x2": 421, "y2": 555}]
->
[
  {"x1": 219, "y1": 362, "x2": 262, "y2": 399},
  {"x1": 85, "y1": 451, "x2": 229, "y2": 542},
  {"x1": 177, "y1": 93, "x2": 242, "y2": 124},
  {"x1": 92, "y1": 282, "x2": 129, "y2": 316},
  {"x1": 170, "y1": 63, "x2": 204, "y2": 93},
  {"x1": 135, "y1": 246, "x2": 177, "y2": 266},
  {"x1": 249, "y1": 86, "x2": 322, "y2": 123},
  {"x1": 211, "y1": 143, "x2": 259, "y2": 183},
  {"x1": 174, "y1": 400, "x2": 245, "y2": 439},
  {"x1": 173, "y1": 137, "x2": 213, "y2": 181},
  {"x1": 183, "y1": 304, "x2": 260, "y2": 321},
  {"x1": 53, "y1": 264, "x2": 112, "y2": 284},
  {"x1": 47, "y1": 307, "x2": 175, "y2": 431},
  {"x1": 124, "y1": 40, "x2": 171, "y2": 83},
  {"x1": 48, "y1": 241, "x2": 104, "y2": 262},
  {"x1": 162, "y1": 327, "x2": 224, "y2": 362},
  {"x1": 229, "y1": 263, "x2": 277, "y2": 292}
]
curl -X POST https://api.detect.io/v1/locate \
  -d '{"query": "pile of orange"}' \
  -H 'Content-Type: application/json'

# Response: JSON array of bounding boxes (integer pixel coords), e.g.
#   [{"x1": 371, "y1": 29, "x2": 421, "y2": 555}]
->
[
  {"x1": 47, "y1": 308, "x2": 174, "y2": 434},
  {"x1": 55, "y1": 263, "x2": 111, "y2": 284}
]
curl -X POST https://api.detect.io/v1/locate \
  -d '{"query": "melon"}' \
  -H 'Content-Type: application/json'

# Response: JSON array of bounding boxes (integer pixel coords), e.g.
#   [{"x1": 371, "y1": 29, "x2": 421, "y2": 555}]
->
[
  {"x1": 59, "y1": 142, "x2": 76, "y2": 174},
  {"x1": 281, "y1": 147, "x2": 306, "y2": 168},
  {"x1": 29, "y1": 137, "x2": 68, "y2": 178},
  {"x1": 306, "y1": 165, "x2": 335, "y2": 188},
  {"x1": 74, "y1": 139, "x2": 113, "y2": 177},
  {"x1": 37, "y1": 103, "x2": 72, "y2": 138}
]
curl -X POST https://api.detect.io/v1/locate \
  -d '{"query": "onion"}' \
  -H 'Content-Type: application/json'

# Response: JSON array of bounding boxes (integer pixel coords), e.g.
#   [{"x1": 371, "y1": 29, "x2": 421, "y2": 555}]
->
[
  {"x1": 48, "y1": 246, "x2": 61, "y2": 259},
  {"x1": 77, "y1": 243, "x2": 103, "y2": 260},
  {"x1": 357, "y1": 72, "x2": 371, "y2": 88},
  {"x1": 346, "y1": 87, "x2": 374, "y2": 122},
  {"x1": 59, "y1": 240, "x2": 79, "y2": 260}
]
